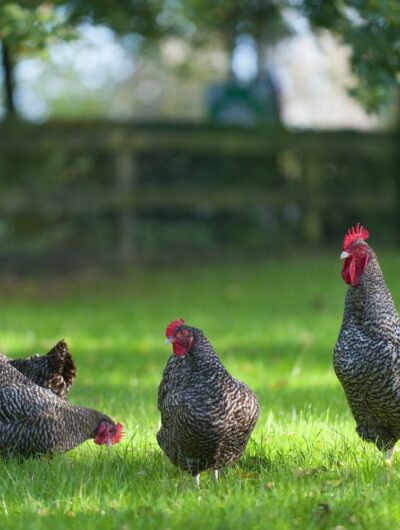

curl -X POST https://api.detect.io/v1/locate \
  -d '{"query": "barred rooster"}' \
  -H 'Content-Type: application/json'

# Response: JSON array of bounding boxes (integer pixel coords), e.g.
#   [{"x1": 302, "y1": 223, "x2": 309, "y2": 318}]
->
[
  {"x1": 157, "y1": 319, "x2": 259, "y2": 485},
  {"x1": 0, "y1": 352, "x2": 122, "y2": 457},
  {"x1": 334, "y1": 224, "x2": 400, "y2": 461},
  {"x1": 9, "y1": 340, "x2": 76, "y2": 398}
]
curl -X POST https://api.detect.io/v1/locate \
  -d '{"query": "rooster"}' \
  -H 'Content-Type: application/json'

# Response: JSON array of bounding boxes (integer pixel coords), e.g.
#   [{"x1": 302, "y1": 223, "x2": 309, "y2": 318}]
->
[
  {"x1": 0, "y1": 352, "x2": 122, "y2": 457},
  {"x1": 9, "y1": 340, "x2": 76, "y2": 398},
  {"x1": 157, "y1": 319, "x2": 259, "y2": 485},
  {"x1": 334, "y1": 224, "x2": 400, "y2": 461}
]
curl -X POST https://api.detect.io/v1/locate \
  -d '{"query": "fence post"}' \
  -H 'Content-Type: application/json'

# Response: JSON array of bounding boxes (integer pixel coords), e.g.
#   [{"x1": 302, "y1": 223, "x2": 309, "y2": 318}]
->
[
  {"x1": 302, "y1": 154, "x2": 322, "y2": 245},
  {"x1": 115, "y1": 149, "x2": 136, "y2": 263}
]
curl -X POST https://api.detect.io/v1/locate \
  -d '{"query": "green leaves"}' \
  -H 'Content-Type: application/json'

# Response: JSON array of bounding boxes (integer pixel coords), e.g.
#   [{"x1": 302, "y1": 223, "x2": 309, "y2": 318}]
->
[
  {"x1": 1, "y1": 0, "x2": 399, "y2": 114},
  {"x1": 301, "y1": 0, "x2": 400, "y2": 112},
  {"x1": 0, "y1": 2, "x2": 73, "y2": 54}
]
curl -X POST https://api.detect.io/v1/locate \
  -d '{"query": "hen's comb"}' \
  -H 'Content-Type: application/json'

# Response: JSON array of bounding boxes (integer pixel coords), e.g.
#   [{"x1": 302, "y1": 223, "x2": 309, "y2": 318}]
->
[
  {"x1": 112, "y1": 423, "x2": 123, "y2": 445},
  {"x1": 165, "y1": 318, "x2": 185, "y2": 337},
  {"x1": 343, "y1": 223, "x2": 369, "y2": 251}
]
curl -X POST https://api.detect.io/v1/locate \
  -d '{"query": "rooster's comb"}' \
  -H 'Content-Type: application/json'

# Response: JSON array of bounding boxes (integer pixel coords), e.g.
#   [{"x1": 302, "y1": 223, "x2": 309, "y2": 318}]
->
[
  {"x1": 165, "y1": 319, "x2": 185, "y2": 338},
  {"x1": 343, "y1": 223, "x2": 369, "y2": 251}
]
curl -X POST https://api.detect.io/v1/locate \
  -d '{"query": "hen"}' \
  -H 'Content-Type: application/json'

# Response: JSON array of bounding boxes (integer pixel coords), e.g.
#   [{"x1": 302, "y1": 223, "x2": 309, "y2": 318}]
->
[
  {"x1": 0, "y1": 352, "x2": 122, "y2": 457},
  {"x1": 334, "y1": 224, "x2": 400, "y2": 460},
  {"x1": 9, "y1": 340, "x2": 76, "y2": 398},
  {"x1": 157, "y1": 319, "x2": 259, "y2": 485}
]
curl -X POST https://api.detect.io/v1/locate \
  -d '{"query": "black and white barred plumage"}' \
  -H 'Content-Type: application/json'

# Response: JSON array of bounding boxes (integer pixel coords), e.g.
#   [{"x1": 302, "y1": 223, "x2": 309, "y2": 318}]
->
[
  {"x1": 9, "y1": 340, "x2": 76, "y2": 398},
  {"x1": 334, "y1": 242, "x2": 400, "y2": 452},
  {"x1": 157, "y1": 324, "x2": 259, "y2": 479},
  {"x1": 0, "y1": 352, "x2": 117, "y2": 457}
]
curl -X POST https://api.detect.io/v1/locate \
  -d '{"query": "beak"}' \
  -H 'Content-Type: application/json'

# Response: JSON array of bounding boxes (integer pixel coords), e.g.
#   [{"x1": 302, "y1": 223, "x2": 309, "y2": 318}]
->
[
  {"x1": 340, "y1": 251, "x2": 351, "y2": 260},
  {"x1": 106, "y1": 440, "x2": 112, "y2": 448},
  {"x1": 164, "y1": 337, "x2": 173, "y2": 345}
]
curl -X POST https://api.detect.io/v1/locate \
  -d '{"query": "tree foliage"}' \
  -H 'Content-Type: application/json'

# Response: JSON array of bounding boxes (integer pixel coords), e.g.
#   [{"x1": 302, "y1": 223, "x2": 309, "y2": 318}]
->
[
  {"x1": 181, "y1": 0, "x2": 290, "y2": 50},
  {"x1": 301, "y1": 0, "x2": 400, "y2": 111},
  {"x1": 0, "y1": 2, "x2": 72, "y2": 52},
  {"x1": 0, "y1": 0, "x2": 399, "y2": 114}
]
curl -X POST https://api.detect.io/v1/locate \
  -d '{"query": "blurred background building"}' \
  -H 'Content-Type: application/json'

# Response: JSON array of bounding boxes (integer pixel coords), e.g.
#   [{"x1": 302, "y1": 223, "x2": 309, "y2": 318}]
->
[{"x1": 0, "y1": 1, "x2": 399, "y2": 272}]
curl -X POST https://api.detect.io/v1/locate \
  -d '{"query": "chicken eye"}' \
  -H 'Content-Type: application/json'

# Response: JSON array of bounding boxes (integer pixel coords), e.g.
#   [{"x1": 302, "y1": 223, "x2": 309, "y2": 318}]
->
[{"x1": 181, "y1": 330, "x2": 188, "y2": 336}]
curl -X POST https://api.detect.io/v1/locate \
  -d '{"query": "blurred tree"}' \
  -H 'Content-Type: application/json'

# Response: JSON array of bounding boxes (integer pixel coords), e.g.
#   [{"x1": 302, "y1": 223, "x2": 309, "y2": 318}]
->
[
  {"x1": 0, "y1": 0, "x2": 169, "y2": 118},
  {"x1": 0, "y1": 2, "x2": 73, "y2": 116},
  {"x1": 301, "y1": 0, "x2": 400, "y2": 112},
  {"x1": 1, "y1": 0, "x2": 399, "y2": 117},
  {"x1": 78, "y1": 0, "x2": 400, "y2": 112},
  {"x1": 64, "y1": 0, "x2": 172, "y2": 40},
  {"x1": 182, "y1": 0, "x2": 290, "y2": 78}
]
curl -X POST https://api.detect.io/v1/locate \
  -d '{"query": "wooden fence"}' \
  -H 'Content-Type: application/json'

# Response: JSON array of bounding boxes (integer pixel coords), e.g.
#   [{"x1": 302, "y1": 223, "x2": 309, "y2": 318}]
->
[{"x1": 0, "y1": 121, "x2": 398, "y2": 269}]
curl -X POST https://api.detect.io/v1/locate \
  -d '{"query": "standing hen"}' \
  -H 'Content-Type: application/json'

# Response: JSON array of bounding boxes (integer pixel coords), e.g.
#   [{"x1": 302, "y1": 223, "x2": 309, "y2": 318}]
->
[
  {"x1": 9, "y1": 340, "x2": 76, "y2": 398},
  {"x1": 0, "y1": 353, "x2": 122, "y2": 457},
  {"x1": 157, "y1": 319, "x2": 259, "y2": 485},
  {"x1": 334, "y1": 224, "x2": 400, "y2": 460}
]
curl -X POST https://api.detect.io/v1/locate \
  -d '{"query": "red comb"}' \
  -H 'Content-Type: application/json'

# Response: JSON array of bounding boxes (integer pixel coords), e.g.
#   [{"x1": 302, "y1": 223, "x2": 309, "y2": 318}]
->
[
  {"x1": 166, "y1": 318, "x2": 185, "y2": 338},
  {"x1": 343, "y1": 224, "x2": 369, "y2": 251},
  {"x1": 112, "y1": 423, "x2": 123, "y2": 445}
]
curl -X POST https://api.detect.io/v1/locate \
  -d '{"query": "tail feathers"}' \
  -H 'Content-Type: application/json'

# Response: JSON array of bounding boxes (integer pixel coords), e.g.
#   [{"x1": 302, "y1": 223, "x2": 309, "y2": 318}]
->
[
  {"x1": 10, "y1": 340, "x2": 77, "y2": 399},
  {"x1": 44, "y1": 340, "x2": 77, "y2": 398}
]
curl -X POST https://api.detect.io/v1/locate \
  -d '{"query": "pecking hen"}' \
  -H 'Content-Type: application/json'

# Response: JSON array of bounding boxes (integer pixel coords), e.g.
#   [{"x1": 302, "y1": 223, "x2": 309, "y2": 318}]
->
[
  {"x1": 157, "y1": 319, "x2": 259, "y2": 485},
  {"x1": 0, "y1": 352, "x2": 122, "y2": 458},
  {"x1": 334, "y1": 224, "x2": 400, "y2": 460},
  {"x1": 9, "y1": 340, "x2": 76, "y2": 398}
]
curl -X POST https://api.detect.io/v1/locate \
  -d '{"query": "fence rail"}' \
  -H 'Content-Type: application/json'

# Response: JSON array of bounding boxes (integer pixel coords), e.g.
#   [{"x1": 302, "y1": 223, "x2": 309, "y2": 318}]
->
[
  {"x1": 0, "y1": 121, "x2": 398, "y2": 270},
  {"x1": 0, "y1": 122, "x2": 396, "y2": 154}
]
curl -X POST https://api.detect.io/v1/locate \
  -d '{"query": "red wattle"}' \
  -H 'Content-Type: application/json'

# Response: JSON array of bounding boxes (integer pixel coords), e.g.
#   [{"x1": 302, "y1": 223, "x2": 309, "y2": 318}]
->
[
  {"x1": 341, "y1": 256, "x2": 352, "y2": 284},
  {"x1": 173, "y1": 342, "x2": 188, "y2": 356},
  {"x1": 341, "y1": 255, "x2": 370, "y2": 286},
  {"x1": 112, "y1": 423, "x2": 123, "y2": 444},
  {"x1": 172, "y1": 336, "x2": 193, "y2": 357}
]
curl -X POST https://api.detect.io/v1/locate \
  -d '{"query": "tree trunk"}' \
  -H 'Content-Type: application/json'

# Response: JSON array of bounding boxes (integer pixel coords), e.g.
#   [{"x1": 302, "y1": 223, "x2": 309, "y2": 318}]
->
[
  {"x1": 256, "y1": 37, "x2": 267, "y2": 79},
  {"x1": 1, "y1": 41, "x2": 17, "y2": 117},
  {"x1": 226, "y1": 30, "x2": 237, "y2": 80}
]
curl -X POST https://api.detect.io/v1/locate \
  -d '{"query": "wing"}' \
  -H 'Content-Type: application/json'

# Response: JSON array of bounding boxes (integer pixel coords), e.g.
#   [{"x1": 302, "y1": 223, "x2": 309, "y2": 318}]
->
[
  {"x1": 157, "y1": 357, "x2": 191, "y2": 428},
  {"x1": 0, "y1": 380, "x2": 73, "y2": 457},
  {"x1": 0, "y1": 382, "x2": 55, "y2": 423},
  {"x1": 0, "y1": 356, "x2": 29, "y2": 387},
  {"x1": 157, "y1": 357, "x2": 175, "y2": 412},
  {"x1": 9, "y1": 340, "x2": 77, "y2": 398}
]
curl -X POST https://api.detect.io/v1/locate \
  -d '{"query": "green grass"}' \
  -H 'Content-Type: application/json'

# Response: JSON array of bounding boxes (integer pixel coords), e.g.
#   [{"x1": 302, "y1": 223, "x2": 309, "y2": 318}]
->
[{"x1": 2, "y1": 253, "x2": 400, "y2": 529}]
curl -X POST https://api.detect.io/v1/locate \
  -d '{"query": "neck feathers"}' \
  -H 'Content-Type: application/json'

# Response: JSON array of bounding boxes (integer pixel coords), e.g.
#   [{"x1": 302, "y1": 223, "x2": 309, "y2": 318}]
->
[
  {"x1": 188, "y1": 333, "x2": 227, "y2": 372},
  {"x1": 344, "y1": 252, "x2": 400, "y2": 340}
]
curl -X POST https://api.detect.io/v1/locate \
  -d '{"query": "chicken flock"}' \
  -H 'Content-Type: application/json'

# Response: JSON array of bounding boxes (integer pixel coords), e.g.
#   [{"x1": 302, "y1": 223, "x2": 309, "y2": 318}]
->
[
  {"x1": 0, "y1": 340, "x2": 122, "y2": 457},
  {"x1": 1, "y1": 223, "x2": 399, "y2": 482}
]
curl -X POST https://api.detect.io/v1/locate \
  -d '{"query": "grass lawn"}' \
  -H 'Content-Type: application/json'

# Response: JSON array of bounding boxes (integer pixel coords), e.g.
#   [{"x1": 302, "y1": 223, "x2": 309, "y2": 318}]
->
[{"x1": 1, "y1": 253, "x2": 400, "y2": 529}]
